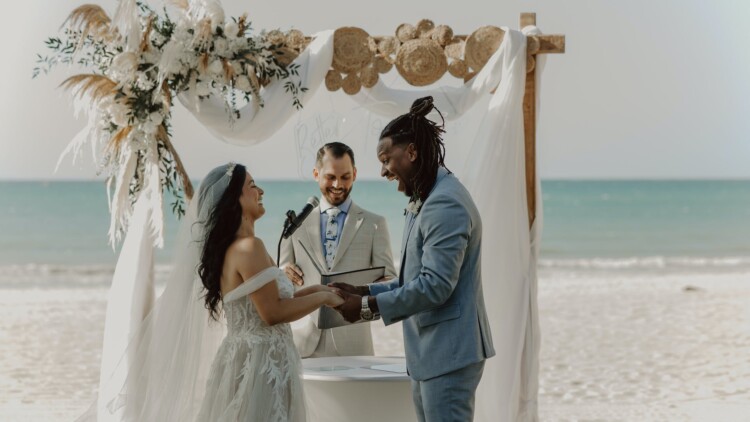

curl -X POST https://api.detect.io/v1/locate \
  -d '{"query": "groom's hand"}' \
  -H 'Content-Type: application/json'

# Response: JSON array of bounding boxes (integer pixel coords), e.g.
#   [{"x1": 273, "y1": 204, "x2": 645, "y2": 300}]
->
[
  {"x1": 334, "y1": 290, "x2": 362, "y2": 323},
  {"x1": 329, "y1": 282, "x2": 369, "y2": 296}
]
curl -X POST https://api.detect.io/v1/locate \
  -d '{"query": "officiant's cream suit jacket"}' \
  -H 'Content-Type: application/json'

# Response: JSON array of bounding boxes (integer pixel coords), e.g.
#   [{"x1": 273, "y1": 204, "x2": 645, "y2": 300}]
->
[{"x1": 280, "y1": 201, "x2": 397, "y2": 357}]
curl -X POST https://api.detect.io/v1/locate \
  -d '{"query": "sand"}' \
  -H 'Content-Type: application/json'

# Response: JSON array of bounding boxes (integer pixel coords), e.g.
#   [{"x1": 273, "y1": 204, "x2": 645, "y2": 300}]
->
[{"x1": 1, "y1": 270, "x2": 749, "y2": 421}]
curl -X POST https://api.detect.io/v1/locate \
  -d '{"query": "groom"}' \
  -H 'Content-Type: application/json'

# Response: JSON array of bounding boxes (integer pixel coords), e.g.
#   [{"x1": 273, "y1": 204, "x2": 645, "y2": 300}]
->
[{"x1": 333, "y1": 97, "x2": 495, "y2": 421}]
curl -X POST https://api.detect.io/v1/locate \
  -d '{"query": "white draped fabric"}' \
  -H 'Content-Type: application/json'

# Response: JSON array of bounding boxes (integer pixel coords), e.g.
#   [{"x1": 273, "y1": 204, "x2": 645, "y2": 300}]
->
[
  {"x1": 99, "y1": 25, "x2": 543, "y2": 422},
  {"x1": 97, "y1": 199, "x2": 156, "y2": 420},
  {"x1": 178, "y1": 31, "x2": 335, "y2": 145}
]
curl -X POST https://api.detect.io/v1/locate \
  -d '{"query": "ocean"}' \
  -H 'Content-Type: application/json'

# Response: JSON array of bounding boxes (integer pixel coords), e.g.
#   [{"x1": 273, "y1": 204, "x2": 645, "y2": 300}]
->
[
  {"x1": 2, "y1": 180, "x2": 750, "y2": 421},
  {"x1": 1, "y1": 180, "x2": 749, "y2": 277}
]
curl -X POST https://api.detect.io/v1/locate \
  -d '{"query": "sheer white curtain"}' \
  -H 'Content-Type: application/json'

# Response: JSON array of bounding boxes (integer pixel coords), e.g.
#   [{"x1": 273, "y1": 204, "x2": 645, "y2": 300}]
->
[{"x1": 101, "y1": 25, "x2": 543, "y2": 422}]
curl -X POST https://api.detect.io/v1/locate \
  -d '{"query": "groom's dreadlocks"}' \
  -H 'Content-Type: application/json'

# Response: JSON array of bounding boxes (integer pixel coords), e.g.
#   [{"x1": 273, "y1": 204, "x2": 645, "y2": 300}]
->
[{"x1": 379, "y1": 96, "x2": 448, "y2": 202}]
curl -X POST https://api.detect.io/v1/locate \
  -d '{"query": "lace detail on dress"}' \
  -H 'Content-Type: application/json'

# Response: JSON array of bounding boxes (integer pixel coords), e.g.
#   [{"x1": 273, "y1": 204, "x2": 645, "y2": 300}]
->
[{"x1": 197, "y1": 268, "x2": 305, "y2": 421}]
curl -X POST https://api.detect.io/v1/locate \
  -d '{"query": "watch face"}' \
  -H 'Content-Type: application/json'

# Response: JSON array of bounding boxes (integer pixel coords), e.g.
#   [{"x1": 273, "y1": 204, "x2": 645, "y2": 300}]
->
[{"x1": 361, "y1": 309, "x2": 373, "y2": 320}]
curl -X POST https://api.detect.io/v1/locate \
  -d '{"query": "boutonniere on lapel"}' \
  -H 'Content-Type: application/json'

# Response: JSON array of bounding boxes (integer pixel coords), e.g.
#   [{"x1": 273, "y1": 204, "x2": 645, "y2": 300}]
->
[{"x1": 404, "y1": 198, "x2": 423, "y2": 216}]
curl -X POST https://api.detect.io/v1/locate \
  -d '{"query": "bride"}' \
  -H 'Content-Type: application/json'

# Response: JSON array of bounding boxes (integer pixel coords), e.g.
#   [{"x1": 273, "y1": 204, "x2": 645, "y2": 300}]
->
[
  {"x1": 195, "y1": 162, "x2": 343, "y2": 420},
  {"x1": 83, "y1": 162, "x2": 343, "y2": 421}
]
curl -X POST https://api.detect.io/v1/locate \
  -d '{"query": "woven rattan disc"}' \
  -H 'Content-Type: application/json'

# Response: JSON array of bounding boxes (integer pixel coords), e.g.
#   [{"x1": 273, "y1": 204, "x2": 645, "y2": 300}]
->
[
  {"x1": 332, "y1": 27, "x2": 373, "y2": 74},
  {"x1": 285, "y1": 29, "x2": 306, "y2": 50},
  {"x1": 342, "y1": 72, "x2": 362, "y2": 95},
  {"x1": 526, "y1": 35, "x2": 540, "y2": 55},
  {"x1": 325, "y1": 70, "x2": 342, "y2": 91},
  {"x1": 368, "y1": 37, "x2": 378, "y2": 54},
  {"x1": 360, "y1": 65, "x2": 378, "y2": 88},
  {"x1": 444, "y1": 39, "x2": 464, "y2": 60},
  {"x1": 448, "y1": 59, "x2": 468, "y2": 78},
  {"x1": 416, "y1": 19, "x2": 435, "y2": 36},
  {"x1": 465, "y1": 26, "x2": 505, "y2": 71},
  {"x1": 396, "y1": 23, "x2": 418, "y2": 42},
  {"x1": 266, "y1": 29, "x2": 285, "y2": 45},
  {"x1": 526, "y1": 54, "x2": 536, "y2": 73},
  {"x1": 395, "y1": 39, "x2": 447, "y2": 86},
  {"x1": 274, "y1": 46, "x2": 297, "y2": 67},
  {"x1": 431, "y1": 25, "x2": 453, "y2": 46},
  {"x1": 377, "y1": 36, "x2": 400, "y2": 56},
  {"x1": 374, "y1": 55, "x2": 393, "y2": 73}
]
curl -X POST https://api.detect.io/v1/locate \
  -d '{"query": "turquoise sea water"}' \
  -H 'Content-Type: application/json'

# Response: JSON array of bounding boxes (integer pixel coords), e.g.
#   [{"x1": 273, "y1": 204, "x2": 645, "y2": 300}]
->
[{"x1": 1, "y1": 180, "x2": 749, "y2": 273}]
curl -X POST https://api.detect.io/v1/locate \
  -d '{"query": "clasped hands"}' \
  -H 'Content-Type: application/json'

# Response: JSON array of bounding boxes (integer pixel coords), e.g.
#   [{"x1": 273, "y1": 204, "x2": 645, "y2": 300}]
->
[
  {"x1": 329, "y1": 282, "x2": 370, "y2": 323},
  {"x1": 284, "y1": 264, "x2": 378, "y2": 323}
]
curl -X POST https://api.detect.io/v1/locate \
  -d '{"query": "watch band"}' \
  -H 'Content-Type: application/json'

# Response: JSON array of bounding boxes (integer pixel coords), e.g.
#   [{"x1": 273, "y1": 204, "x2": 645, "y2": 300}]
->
[{"x1": 361, "y1": 295, "x2": 374, "y2": 321}]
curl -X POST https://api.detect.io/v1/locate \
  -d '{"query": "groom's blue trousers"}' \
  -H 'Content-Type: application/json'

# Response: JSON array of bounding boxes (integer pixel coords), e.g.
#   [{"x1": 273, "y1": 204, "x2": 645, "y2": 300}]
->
[{"x1": 410, "y1": 360, "x2": 485, "y2": 422}]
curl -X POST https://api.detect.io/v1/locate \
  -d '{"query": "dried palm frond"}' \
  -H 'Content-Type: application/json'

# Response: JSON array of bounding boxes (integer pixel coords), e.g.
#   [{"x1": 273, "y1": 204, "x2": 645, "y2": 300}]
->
[
  {"x1": 165, "y1": 0, "x2": 188, "y2": 10},
  {"x1": 139, "y1": 15, "x2": 155, "y2": 52},
  {"x1": 221, "y1": 59, "x2": 235, "y2": 83},
  {"x1": 237, "y1": 13, "x2": 248, "y2": 37},
  {"x1": 156, "y1": 125, "x2": 194, "y2": 200},
  {"x1": 63, "y1": 5, "x2": 114, "y2": 41},
  {"x1": 193, "y1": 18, "x2": 213, "y2": 51},
  {"x1": 60, "y1": 74, "x2": 118, "y2": 101},
  {"x1": 161, "y1": 80, "x2": 172, "y2": 108},
  {"x1": 198, "y1": 52, "x2": 210, "y2": 73},
  {"x1": 107, "y1": 126, "x2": 133, "y2": 153}
]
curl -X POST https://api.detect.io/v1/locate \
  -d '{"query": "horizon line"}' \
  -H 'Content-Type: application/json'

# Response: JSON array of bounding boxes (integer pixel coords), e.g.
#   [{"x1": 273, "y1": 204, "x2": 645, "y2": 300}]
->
[{"x1": 2, "y1": 177, "x2": 749, "y2": 183}]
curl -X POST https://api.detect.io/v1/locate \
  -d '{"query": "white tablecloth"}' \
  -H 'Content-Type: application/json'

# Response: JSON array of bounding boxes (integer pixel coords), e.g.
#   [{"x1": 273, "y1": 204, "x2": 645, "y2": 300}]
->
[{"x1": 302, "y1": 356, "x2": 415, "y2": 422}]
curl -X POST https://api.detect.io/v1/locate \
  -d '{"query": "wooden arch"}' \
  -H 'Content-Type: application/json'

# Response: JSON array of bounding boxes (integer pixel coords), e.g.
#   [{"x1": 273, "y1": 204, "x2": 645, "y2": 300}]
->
[{"x1": 274, "y1": 13, "x2": 565, "y2": 227}]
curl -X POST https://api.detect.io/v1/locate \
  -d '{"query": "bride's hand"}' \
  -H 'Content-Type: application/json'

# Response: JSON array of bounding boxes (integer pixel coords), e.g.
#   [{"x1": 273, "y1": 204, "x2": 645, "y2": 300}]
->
[{"x1": 323, "y1": 290, "x2": 345, "y2": 307}]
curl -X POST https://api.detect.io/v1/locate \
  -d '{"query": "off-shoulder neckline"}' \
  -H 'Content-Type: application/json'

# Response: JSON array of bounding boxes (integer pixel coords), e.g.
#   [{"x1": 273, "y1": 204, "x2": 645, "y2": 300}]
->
[{"x1": 222, "y1": 266, "x2": 281, "y2": 301}]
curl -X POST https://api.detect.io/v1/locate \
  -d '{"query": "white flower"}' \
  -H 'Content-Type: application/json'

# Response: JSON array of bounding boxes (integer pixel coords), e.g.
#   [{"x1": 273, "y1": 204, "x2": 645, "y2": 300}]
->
[
  {"x1": 406, "y1": 199, "x2": 423, "y2": 215},
  {"x1": 229, "y1": 36, "x2": 247, "y2": 51},
  {"x1": 149, "y1": 112, "x2": 164, "y2": 126},
  {"x1": 195, "y1": 80, "x2": 212, "y2": 96},
  {"x1": 135, "y1": 72, "x2": 156, "y2": 91},
  {"x1": 208, "y1": 59, "x2": 224, "y2": 75},
  {"x1": 231, "y1": 61, "x2": 243, "y2": 75},
  {"x1": 235, "y1": 75, "x2": 251, "y2": 92},
  {"x1": 141, "y1": 120, "x2": 158, "y2": 135},
  {"x1": 109, "y1": 103, "x2": 130, "y2": 127},
  {"x1": 141, "y1": 49, "x2": 161, "y2": 66},
  {"x1": 110, "y1": 52, "x2": 137, "y2": 79},
  {"x1": 224, "y1": 22, "x2": 239, "y2": 38},
  {"x1": 214, "y1": 38, "x2": 229, "y2": 56}
]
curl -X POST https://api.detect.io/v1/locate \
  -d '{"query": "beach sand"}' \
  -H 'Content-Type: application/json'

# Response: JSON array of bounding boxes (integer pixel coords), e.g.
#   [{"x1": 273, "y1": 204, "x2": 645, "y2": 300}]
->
[{"x1": 1, "y1": 270, "x2": 749, "y2": 421}]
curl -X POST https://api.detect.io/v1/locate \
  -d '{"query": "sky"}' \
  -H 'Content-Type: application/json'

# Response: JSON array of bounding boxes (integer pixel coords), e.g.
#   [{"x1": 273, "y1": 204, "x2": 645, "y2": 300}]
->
[{"x1": 1, "y1": 0, "x2": 749, "y2": 181}]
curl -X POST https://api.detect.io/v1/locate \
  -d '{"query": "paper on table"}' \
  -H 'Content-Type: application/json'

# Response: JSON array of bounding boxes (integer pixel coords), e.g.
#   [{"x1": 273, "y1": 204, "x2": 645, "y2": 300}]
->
[{"x1": 367, "y1": 364, "x2": 407, "y2": 374}]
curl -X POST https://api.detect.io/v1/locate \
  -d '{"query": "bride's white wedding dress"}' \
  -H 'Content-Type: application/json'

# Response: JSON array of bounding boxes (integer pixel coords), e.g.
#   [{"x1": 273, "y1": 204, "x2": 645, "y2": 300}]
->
[{"x1": 197, "y1": 267, "x2": 306, "y2": 421}]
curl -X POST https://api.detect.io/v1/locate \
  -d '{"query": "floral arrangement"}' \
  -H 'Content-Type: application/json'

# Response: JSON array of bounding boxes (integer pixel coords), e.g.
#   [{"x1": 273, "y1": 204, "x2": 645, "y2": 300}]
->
[{"x1": 34, "y1": 0, "x2": 308, "y2": 245}]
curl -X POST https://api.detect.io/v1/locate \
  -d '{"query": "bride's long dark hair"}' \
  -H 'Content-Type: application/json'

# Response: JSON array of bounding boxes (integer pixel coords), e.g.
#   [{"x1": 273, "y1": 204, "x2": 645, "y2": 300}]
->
[{"x1": 197, "y1": 164, "x2": 247, "y2": 321}]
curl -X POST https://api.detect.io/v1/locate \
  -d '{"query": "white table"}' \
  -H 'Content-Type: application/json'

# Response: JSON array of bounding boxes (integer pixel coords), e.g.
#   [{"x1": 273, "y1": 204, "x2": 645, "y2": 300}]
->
[{"x1": 302, "y1": 356, "x2": 415, "y2": 422}]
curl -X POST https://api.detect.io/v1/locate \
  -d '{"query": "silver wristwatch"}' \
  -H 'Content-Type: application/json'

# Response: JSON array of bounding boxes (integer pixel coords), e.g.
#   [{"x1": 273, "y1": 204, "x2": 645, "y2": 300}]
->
[{"x1": 360, "y1": 295, "x2": 376, "y2": 321}]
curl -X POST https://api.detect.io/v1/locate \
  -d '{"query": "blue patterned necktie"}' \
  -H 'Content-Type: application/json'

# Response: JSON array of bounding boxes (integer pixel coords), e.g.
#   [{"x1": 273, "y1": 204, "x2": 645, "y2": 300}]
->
[{"x1": 324, "y1": 208, "x2": 341, "y2": 271}]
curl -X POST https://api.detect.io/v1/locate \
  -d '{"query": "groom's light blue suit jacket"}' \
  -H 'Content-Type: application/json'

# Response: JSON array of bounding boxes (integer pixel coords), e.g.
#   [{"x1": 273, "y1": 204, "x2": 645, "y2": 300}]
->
[{"x1": 369, "y1": 168, "x2": 495, "y2": 381}]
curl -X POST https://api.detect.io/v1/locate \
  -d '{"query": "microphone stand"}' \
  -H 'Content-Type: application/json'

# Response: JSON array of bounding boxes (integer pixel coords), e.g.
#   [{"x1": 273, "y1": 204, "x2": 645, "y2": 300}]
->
[{"x1": 277, "y1": 210, "x2": 296, "y2": 267}]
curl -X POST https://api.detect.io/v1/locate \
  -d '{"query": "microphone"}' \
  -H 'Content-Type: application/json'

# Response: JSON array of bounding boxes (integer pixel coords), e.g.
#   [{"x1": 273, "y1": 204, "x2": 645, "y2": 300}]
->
[{"x1": 282, "y1": 197, "x2": 320, "y2": 239}]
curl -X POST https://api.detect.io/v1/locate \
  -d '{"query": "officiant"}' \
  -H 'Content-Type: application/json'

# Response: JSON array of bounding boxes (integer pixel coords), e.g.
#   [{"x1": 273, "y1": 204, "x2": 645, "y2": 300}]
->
[{"x1": 280, "y1": 142, "x2": 397, "y2": 357}]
